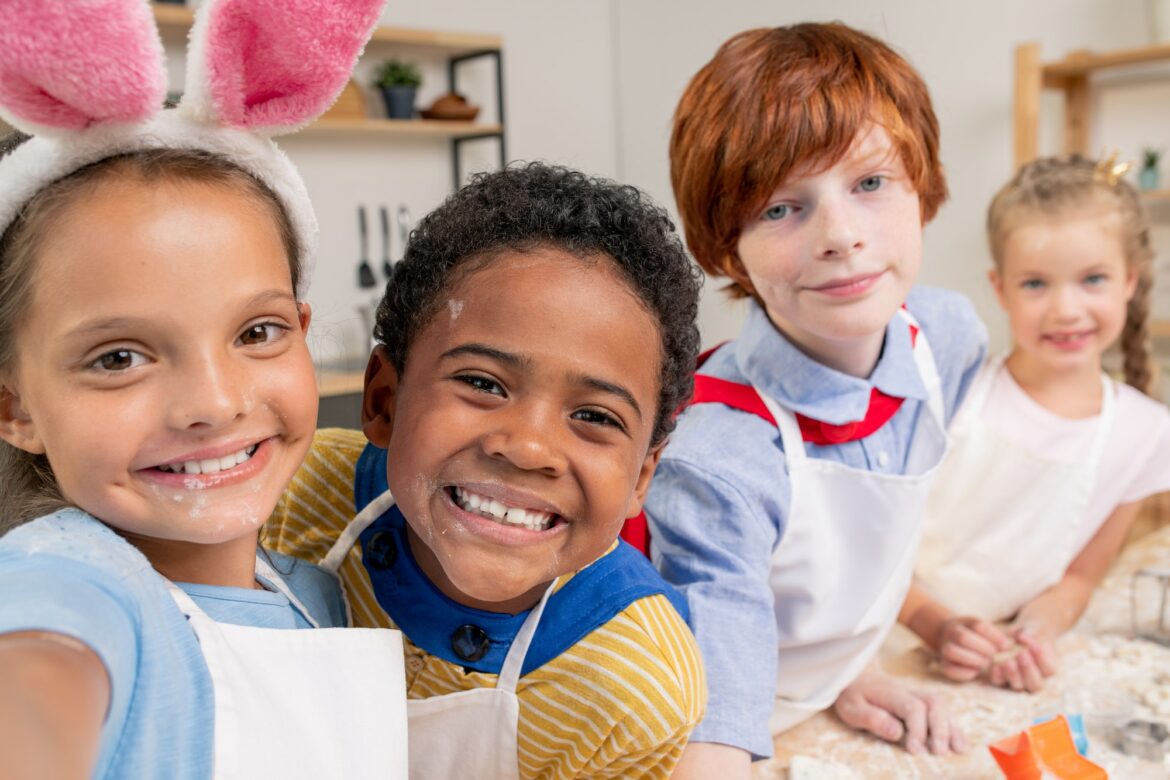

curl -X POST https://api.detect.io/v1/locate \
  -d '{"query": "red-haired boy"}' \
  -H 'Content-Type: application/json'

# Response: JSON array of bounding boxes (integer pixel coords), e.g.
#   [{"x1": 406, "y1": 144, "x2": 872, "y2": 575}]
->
[{"x1": 645, "y1": 23, "x2": 987, "y2": 775}]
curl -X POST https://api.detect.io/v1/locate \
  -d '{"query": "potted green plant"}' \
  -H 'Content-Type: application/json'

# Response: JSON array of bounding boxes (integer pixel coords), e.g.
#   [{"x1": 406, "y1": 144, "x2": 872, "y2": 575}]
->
[
  {"x1": 1141, "y1": 147, "x2": 1161, "y2": 191},
  {"x1": 375, "y1": 60, "x2": 422, "y2": 120}
]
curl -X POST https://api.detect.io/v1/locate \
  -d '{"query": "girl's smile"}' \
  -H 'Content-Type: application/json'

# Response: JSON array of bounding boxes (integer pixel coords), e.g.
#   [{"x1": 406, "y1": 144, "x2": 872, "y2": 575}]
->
[
  {"x1": 1, "y1": 175, "x2": 318, "y2": 571},
  {"x1": 992, "y1": 207, "x2": 1136, "y2": 380}
]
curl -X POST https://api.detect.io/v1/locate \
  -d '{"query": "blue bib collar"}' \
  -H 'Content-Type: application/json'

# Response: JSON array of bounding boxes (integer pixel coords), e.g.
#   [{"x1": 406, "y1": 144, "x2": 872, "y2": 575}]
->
[{"x1": 353, "y1": 444, "x2": 688, "y2": 676}]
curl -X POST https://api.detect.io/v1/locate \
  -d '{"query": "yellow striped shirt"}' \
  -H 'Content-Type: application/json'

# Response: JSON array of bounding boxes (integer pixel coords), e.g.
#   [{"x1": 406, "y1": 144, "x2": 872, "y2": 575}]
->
[{"x1": 263, "y1": 429, "x2": 706, "y2": 780}]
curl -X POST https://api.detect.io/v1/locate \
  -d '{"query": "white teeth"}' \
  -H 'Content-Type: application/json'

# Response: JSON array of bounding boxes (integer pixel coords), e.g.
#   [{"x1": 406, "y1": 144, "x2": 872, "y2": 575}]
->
[
  {"x1": 452, "y1": 486, "x2": 554, "y2": 531},
  {"x1": 158, "y1": 445, "x2": 258, "y2": 475}
]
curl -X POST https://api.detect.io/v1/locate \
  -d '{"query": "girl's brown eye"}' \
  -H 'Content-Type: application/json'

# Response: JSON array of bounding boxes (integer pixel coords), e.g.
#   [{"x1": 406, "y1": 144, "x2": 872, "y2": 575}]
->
[
  {"x1": 239, "y1": 323, "x2": 284, "y2": 346},
  {"x1": 98, "y1": 350, "x2": 135, "y2": 371},
  {"x1": 240, "y1": 326, "x2": 267, "y2": 345}
]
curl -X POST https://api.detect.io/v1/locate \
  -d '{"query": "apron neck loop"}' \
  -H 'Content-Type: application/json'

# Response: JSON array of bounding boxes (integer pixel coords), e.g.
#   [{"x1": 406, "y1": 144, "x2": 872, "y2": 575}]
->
[
  {"x1": 496, "y1": 578, "x2": 558, "y2": 692},
  {"x1": 322, "y1": 488, "x2": 398, "y2": 573}
]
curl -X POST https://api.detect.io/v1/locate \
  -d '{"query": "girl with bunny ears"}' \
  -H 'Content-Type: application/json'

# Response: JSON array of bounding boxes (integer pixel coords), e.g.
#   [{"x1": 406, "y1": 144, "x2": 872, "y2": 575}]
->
[{"x1": 0, "y1": 2, "x2": 407, "y2": 778}]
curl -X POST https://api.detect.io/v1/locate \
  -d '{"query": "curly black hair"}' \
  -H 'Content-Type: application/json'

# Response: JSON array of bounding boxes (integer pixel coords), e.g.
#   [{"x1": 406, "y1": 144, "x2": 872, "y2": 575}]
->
[{"x1": 374, "y1": 162, "x2": 702, "y2": 445}]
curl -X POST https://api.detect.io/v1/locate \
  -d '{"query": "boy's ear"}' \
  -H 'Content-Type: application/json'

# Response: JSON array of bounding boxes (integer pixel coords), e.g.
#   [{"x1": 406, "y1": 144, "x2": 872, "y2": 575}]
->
[
  {"x1": 0, "y1": 384, "x2": 45, "y2": 455},
  {"x1": 625, "y1": 439, "x2": 667, "y2": 519},
  {"x1": 988, "y1": 268, "x2": 1007, "y2": 309},
  {"x1": 361, "y1": 347, "x2": 399, "y2": 448}
]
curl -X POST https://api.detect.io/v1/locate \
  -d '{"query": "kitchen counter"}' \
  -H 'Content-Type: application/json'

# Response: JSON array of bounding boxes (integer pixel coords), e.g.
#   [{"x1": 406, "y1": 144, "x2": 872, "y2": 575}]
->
[
  {"x1": 753, "y1": 519, "x2": 1170, "y2": 779},
  {"x1": 316, "y1": 369, "x2": 365, "y2": 399}
]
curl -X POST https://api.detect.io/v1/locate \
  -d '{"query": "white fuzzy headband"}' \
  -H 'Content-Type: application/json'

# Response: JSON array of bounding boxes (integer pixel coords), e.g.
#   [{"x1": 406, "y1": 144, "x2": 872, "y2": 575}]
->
[{"x1": 0, "y1": 0, "x2": 386, "y2": 298}]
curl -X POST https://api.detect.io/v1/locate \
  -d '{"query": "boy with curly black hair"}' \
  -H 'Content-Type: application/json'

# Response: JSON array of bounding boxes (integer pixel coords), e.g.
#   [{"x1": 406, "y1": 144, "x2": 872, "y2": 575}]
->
[{"x1": 264, "y1": 162, "x2": 707, "y2": 779}]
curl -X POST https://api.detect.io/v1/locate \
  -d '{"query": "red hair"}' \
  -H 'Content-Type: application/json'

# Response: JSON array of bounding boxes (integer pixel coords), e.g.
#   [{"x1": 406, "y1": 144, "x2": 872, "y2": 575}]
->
[{"x1": 670, "y1": 23, "x2": 948, "y2": 299}]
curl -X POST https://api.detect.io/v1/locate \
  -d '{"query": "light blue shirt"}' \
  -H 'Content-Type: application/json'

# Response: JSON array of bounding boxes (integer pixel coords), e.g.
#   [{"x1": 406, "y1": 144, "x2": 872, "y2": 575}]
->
[
  {"x1": 644, "y1": 286, "x2": 987, "y2": 759},
  {"x1": 0, "y1": 509, "x2": 346, "y2": 779}
]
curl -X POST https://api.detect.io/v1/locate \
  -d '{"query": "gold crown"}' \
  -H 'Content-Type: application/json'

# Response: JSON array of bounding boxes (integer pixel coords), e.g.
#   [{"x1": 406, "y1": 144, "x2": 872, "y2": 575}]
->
[{"x1": 1094, "y1": 150, "x2": 1133, "y2": 186}]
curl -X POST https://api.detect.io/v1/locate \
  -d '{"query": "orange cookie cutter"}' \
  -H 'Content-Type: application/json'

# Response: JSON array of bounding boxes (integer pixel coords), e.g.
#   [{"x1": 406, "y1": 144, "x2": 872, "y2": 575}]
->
[{"x1": 989, "y1": 715, "x2": 1107, "y2": 779}]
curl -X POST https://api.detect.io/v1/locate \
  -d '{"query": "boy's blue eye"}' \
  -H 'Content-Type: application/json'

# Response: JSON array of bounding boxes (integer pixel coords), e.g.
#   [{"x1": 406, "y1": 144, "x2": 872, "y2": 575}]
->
[
  {"x1": 93, "y1": 349, "x2": 145, "y2": 372},
  {"x1": 1020, "y1": 278, "x2": 1046, "y2": 290},
  {"x1": 763, "y1": 204, "x2": 790, "y2": 221},
  {"x1": 858, "y1": 176, "x2": 883, "y2": 192},
  {"x1": 1083, "y1": 273, "x2": 1107, "y2": 287}
]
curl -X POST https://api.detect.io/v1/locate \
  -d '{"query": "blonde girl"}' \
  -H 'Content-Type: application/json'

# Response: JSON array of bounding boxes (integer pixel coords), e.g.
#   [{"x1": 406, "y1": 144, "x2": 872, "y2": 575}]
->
[{"x1": 901, "y1": 154, "x2": 1170, "y2": 692}]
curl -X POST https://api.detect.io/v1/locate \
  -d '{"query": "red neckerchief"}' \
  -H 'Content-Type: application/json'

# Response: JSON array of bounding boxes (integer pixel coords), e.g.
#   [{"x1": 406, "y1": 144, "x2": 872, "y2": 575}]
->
[
  {"x1": 619, "y1": 319, "x2": 919, "y2": 556},
  {"x1": 690, "y1": 323, "x2": 919, "y2": 445}
]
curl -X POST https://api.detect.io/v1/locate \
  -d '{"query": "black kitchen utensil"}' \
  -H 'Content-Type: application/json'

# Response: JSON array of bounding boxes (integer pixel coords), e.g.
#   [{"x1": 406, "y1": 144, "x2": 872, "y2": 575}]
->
[
  {"x1": 357, "y1": 205, "x2": 376, "y2": 289},
  {"x1": 396, "y1": 204, "x2": 412, "y2": 266},
  {"x1": 380, "y1": 205, "x2": 393, "y2": 279}
]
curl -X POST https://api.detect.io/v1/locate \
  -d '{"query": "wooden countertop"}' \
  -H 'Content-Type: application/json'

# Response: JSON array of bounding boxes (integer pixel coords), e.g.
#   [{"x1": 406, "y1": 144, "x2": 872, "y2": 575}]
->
[
  {"x1": 753, "y1": 522, "x2": 1170, "y2": 779},
  {"x1": 316, "y1": 370, "x2": 364, "y2": 399}
]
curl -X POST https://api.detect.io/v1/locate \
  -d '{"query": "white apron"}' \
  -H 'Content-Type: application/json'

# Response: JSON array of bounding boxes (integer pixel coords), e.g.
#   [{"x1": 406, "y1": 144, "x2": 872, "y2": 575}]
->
[
  {"x1": 323, "y1": 489, "x2": 552, "y2": 780},
  {"x1": 914, "y1": 358, "x2": 1113, "y2": 621},
  {"x1": 764, "y1": 314, "x2": 948, "y2": 733},
  {"x1": 167, "y1": 555, "x2": 408, "y2": 780}
]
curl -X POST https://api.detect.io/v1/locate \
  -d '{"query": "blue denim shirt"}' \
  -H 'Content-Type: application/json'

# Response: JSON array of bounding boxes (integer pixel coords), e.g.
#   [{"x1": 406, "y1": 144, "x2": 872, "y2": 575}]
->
[{"x1": 644, "y1": 286, "x2": 987, "y2": 759}]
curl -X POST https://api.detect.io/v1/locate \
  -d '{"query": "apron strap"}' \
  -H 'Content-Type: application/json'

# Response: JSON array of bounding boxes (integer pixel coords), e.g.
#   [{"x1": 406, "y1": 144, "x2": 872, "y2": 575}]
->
[
  {"x1": 165, "y1": 555, "x2": 324, "y2": 628},
  {"x1": 496, "y1": 578, "x2": 558, "y2": 693},
  {"x1": 166, "y1": 580, "x2": 204, "y2": 616},
  {"x1": 322, "y1": 488, "x2": 398, "y2": 573},
  {"x1": 766, "y1": 309, "x2": 945, "y2": 460},
  {"x1": 255, "y1": 555, "x2": 322, "y2": 629},
  {"x1": 1085, "y1": 372, "x2": 1115, "y2": 475},
  {"x1": 961, "y1": 358, "x2": 1115, "y2": 477}
]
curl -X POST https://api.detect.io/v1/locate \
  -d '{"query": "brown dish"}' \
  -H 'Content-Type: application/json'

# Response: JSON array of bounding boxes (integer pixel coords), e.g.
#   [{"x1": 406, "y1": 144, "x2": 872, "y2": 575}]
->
[{"x1": 420, "y1": 92, "x2": 480, "y2": 121}]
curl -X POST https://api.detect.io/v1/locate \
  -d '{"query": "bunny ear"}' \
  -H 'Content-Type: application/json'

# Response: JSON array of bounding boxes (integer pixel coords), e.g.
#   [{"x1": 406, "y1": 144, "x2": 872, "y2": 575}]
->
[
  {"x1": 0, "y1": 0, "x2": 165, "y2": 136},
  {"x1": 184, "y1": 0, "x2": 385, "y2": 135}
]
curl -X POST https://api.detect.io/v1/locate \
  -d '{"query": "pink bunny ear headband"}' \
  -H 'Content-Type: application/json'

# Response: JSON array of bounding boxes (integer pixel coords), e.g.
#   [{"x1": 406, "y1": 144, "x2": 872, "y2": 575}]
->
[{"x1": 0, "y1": 0, "x2": 386, "y2": 298}]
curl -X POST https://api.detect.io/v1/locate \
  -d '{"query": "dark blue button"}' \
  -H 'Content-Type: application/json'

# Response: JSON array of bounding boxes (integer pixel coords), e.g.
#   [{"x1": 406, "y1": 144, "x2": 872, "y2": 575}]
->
[
  {"x1": 365, "y1": 531, "x2": 396, "y2": 569},
  {"x1": 451, "y1": 624, "x2": 490, "y2": 662}
]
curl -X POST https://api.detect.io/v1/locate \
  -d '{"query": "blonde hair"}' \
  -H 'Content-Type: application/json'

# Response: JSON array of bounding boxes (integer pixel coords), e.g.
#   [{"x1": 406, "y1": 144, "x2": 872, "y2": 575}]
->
[
  {"x1": 987, "y1": 154, "x2": 1155, "y2": 395},
  {"x1": 0, "y1": 139, "x2": 300, "y2": 532}
]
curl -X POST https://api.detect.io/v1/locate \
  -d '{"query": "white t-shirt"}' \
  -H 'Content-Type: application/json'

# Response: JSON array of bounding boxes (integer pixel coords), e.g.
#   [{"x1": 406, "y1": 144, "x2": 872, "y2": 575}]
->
[{"x1": 982, "y1": 364, "x2": 1170, "y2": 553}]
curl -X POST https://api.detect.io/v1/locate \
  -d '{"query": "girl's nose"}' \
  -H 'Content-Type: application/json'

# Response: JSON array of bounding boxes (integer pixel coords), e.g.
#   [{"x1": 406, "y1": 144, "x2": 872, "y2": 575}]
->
[
  {"x1": 1051, "y1": 285, "x2": 1082, "y2": 319},
  {"x1": 480, "y1": 404, "x2": 568, "y2": 476},
  {"x1": 813, "y1": 200, "x2": 863, "y2": 259},
  {"x1": 167, "y1": 355, "x2": 251, "y2": 430}
]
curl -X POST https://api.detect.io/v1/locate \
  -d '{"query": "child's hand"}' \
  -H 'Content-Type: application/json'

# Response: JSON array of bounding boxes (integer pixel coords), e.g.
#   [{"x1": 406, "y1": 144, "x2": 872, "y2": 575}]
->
[
  {"x1": 936, "y1": 615, "x2": 1014, "y2": 682},
  {"x1": 986, "y1": 628, "x2": 1058, "y2": 693},
  {"x1": 832, "y1": 668, "x2": 967, "y2": 755}
]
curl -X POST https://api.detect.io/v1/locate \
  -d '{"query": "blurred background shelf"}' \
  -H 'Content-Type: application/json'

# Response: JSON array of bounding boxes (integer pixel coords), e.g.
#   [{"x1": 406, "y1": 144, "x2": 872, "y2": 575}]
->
[{"x1": 306, "y1": 118, "x2": 503, "y2": 138}]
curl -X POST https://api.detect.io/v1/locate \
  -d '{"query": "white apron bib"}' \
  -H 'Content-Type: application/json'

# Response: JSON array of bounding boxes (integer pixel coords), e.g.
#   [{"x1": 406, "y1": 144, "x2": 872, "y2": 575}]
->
[
  {"x1": 167, "y1": 555, "x2": 408, "y2": 780},
  {"x1": 764, "y1": 314, "x2": 948, "y2": 733},
  {"x1": 323, "y1": 489, "x2": 551, "y2": 780},
  {"x1": 914, "y1": 358, "x2": 1113, "y2": 621}
]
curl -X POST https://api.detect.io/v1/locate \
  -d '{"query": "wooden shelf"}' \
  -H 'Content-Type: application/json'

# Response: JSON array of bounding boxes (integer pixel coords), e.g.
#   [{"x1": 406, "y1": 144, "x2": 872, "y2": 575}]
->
[
  {"x1": 1141, "y1": 188, "x2": 1170, "y2": 204},
  {"x1": 1042, "y1": 43, "x2": 1170, "y2": 83},
  {"x1": 151, "y1": 3, "x2": 500, "y2": 54},
  {"x1": 303, "y1": 118, "x2": 502, "y2": 138},
  {"x1": 1015, "y1": 40, "x2": 1170, "y2": 168}
]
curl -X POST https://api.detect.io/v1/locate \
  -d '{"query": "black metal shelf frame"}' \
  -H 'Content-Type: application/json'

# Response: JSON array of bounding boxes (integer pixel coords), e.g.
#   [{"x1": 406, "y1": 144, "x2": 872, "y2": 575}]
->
[{"x1": 448, "y1": 49, "x2": 506, "y2": 191}]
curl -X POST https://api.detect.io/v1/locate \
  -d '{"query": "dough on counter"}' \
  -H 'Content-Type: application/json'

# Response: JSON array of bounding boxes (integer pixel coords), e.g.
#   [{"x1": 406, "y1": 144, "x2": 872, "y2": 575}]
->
[{"x1": 787, "y1": 755, "x2": 858, "y2": 779}]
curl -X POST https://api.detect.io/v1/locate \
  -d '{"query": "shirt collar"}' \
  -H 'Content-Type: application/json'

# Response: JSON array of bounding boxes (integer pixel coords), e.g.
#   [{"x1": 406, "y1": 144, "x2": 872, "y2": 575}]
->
[{"x1": 733, "y1": 300, "x2": 927, "y2": 425}]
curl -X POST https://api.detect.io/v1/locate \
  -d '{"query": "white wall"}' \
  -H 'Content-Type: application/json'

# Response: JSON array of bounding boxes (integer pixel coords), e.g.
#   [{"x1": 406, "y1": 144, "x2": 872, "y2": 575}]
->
[
  {"x1": 166, "y1": 1, "x2": 1165, "y2": 364},
  {"x1": 266, "y1": 1, "x2": 622, "y2": 368},
  {"x1": 612, "y1": 0, "x2": 1157, "y2": 352}
]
